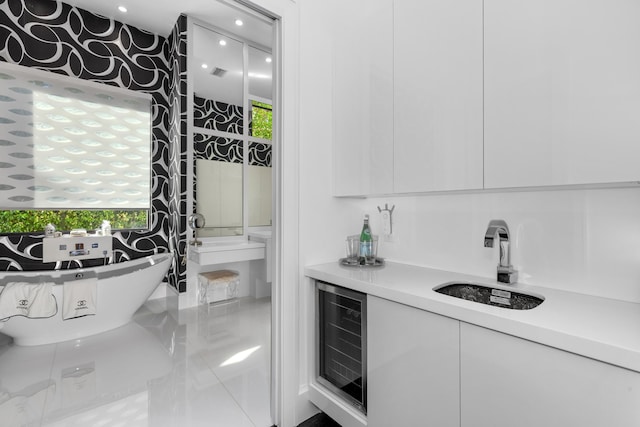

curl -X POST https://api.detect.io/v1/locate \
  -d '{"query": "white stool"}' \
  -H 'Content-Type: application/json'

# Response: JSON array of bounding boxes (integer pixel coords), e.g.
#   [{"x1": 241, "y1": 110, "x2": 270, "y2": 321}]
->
[{"x1": 198, "y1": 270, "x2": 239, "y2": 305}]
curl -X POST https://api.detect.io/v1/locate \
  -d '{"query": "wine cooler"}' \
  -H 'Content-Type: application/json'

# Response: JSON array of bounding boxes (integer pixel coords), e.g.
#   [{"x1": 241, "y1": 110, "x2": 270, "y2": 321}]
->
[{"x1": 316, "y1": 281, "x2": 367, "y2": 414}]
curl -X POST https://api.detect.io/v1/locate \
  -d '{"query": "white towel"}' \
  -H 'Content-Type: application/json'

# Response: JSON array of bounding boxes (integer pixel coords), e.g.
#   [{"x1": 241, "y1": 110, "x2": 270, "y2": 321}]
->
[
  {"x1": 0, "y1": 282, "x2": 57, "y2": 321},
  {"x1": 63, "y1": 277, "x2": 97, "y2": 320}
]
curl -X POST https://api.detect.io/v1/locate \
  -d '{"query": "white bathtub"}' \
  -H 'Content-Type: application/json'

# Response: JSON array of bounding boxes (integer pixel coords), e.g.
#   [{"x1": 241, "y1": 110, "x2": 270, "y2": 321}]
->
[{"x1": 0, "y1": 252, "x2": 172, "y2": 346}]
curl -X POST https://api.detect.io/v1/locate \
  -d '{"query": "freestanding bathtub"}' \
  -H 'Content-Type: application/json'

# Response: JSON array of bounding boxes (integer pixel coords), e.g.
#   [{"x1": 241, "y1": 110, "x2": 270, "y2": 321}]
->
[{"x1": 0, "y1": 252, "x2": 172, "y2": 346}]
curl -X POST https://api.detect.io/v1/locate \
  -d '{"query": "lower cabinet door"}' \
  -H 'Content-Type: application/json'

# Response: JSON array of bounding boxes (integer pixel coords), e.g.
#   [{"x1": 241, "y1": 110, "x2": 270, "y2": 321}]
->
[
  {"x1": 461, "y1": 323, "x2": 640, "y2": 427},
  {"x1": 367, "y1": 296, "x2": 460, "y2": 427}
]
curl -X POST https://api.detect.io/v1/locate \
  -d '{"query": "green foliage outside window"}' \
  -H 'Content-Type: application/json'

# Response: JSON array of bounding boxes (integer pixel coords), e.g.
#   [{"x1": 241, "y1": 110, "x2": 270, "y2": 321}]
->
[
  {"x1": 0, "y1": 210, "x2": 148, "y2": 234},
  {"x1": 251, "y1": 100, "x2": 273, "y2": 140}
]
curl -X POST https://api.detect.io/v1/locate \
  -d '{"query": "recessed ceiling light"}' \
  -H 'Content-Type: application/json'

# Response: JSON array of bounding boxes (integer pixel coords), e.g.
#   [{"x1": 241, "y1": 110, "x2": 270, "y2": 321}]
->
[
  {"x1": 201, "y1": 63, "x2": 208, "y2": 69},
  {"x1": 265, "y1": 57, "x2": 272, "y2": 63},
  {"x1": 219, "y1": 39, "x2": 227, "y2": 46},
  {"x1": 235, "y1": 19, "x2": 243, "y2": 26},
  {"x1": 118, "y1": 5, "x2": 127, "y2": 13}
]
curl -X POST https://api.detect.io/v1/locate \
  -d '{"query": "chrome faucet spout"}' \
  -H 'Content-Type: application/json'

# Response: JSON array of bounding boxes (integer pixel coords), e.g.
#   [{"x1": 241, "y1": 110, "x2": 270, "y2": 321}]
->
[
  {"x1": 484, "y1": 219, "x2": 518, "y2": 284},
  {"x1": 484, "y1": 221, "x2": 509, "y2": 248}
]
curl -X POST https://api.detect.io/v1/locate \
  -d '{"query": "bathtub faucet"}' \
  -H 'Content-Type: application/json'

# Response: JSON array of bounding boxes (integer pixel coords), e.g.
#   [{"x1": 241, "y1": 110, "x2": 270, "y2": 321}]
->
[
  {"x1": 484, "y1": 219, "x2": 518, "y2": 284},
  {"x1": 68, "y1": 259, "x2": 83, "y2": 269}
]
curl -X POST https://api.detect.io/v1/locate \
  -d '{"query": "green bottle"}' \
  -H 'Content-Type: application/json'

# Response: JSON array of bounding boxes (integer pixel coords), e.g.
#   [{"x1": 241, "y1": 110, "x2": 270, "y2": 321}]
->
[{"x1": 359, "y1": 214, "x2": 373, "y2": 264}]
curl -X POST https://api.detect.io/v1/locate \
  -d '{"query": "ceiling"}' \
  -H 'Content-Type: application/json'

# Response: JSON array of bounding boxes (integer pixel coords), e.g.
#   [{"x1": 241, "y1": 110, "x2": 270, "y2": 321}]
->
[
  {"x1": 61, "y1": 0, "x2": 273, "y2": 47},
  {"x1": 192, "y1": 24, "x2": 273, "y2": 104},
  {"x1": 62, "y1": 0, "x2": 274, "y2": 104}
]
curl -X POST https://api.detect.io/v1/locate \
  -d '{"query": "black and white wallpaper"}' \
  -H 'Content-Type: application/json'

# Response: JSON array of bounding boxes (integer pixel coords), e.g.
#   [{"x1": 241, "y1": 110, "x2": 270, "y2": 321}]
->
[
  {"x1": 0, "y1": 0, "x2": 186, "y2": 290},
  {"x1": 249, "y1": 142, "x2": 272, "y2": 168},
  {"x1": 167, "y1": 14, "x2": 188, "y2": 292},
  {"x1": 194, "y1": 133, "x2": 243, "y2": 163},
  {"x1": 192, "y1": 95, "x2": 272, "y2": 167},
  {"x1": 193, "y1": 95, "x2": 243, "y2": 133}
]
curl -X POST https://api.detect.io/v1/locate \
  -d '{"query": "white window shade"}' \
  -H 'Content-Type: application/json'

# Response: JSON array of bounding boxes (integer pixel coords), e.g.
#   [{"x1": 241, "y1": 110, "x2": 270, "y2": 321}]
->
[{"x1": 0, "y1": 62, "x2": 152, "y2": 209}]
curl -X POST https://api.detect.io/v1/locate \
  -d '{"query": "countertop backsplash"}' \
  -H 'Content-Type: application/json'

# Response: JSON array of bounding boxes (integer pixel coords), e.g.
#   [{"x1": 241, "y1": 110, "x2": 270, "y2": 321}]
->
[{"x1": 302, "y1": 187, "x2": 640, "y2": 305}]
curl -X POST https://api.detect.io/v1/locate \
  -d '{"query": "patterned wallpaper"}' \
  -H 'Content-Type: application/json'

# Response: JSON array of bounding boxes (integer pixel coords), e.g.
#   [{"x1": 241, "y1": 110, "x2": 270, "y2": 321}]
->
[
  {"x1": 194, "y1": 133, "x2": 243, "y2": 164},
  {"x1": 0, "y1": 0, "x2": 186, "y2": 290},
  {"x1": 193, "y1": 95, "x2": 243, "y2": 133},
  {"x1": 167, "y1": 14, "x2": 187, "y2": 292},
  {"x1": 192, "y1": 96, "x2": 272, "y2": 167},
  {"x1": 249, "y1": 142, "x2": 272, "y2": 168}
]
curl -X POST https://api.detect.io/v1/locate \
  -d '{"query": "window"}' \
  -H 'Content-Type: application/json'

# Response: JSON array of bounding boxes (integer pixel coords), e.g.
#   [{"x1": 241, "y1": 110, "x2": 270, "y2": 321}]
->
[
  {"x1": 248, "y1": 99, "x2": 272, "y2": 227},
  {"x1": 250, "y1": 100, "x2": 272, "y2": 140},
  {"x1": 0, "y1": 61, "x2": 152, "y2": 234},
  {"x1": 0, "y1": 210, "x2": 148, "y2": 234}
]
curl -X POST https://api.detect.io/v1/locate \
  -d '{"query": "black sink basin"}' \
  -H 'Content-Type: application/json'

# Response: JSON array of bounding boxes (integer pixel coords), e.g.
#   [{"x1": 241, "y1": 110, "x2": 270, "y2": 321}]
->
[{"x1": 434, "y1": 282, "x2": 544, "y2": 310}]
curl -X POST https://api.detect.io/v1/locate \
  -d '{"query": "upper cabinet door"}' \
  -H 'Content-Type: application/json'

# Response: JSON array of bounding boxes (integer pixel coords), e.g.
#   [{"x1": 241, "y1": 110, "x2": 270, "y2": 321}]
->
[
  {"x1": 484, "y1": 0, "x2": 640, "y2": 188},
  {"x1": 393, "y1": 0, "x2": 484, "y2": 193},
  {"x1": 332, "y1": 0, "x2": 394, "y2": 196}
]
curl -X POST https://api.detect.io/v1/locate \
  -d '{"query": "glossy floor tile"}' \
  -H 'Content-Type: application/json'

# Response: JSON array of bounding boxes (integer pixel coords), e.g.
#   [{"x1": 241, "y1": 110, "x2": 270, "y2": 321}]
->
[{"x1": 0, "y1": 296, "x2": 272, "y2": 427}]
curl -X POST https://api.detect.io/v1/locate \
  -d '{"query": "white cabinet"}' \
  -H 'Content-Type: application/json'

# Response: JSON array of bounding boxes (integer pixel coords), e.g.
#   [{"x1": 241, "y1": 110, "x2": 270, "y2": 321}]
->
[
  {"x1": 332, "y1": 0, "x2": 482, "y2": 196},
  {"x1": 332, "y1": 0, "x2": 393, "y2": 196},
  {"x1": 460, "y1": 323, "x2": 640, "y2": 427},
  {"x1": 333, "y1": 0, "x2": 640, "y2": 195},
  {"x1": 484, "y1": 0, "x2": 640, "y2": 188},
  {"x1": 393, "y1": 0, "x2": 483, "y2": 193},
  {"x1": 367, "y1": 296, "x2": 459, "y2": 427}
]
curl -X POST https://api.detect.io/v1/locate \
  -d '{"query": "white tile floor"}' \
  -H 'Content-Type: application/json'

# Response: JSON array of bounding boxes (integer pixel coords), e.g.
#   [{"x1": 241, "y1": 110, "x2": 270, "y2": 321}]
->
[{"x1": 0, "y1": 297, "x2": 272, "y2": 427}]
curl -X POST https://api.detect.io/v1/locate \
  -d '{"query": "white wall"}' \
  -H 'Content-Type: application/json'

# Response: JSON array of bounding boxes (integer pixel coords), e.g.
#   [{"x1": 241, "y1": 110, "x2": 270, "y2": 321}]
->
[
  {"x1": 298, "y1": 1, "x2": 352, "y2": 424},
  {"x1": 299, "y1": 0, "x2": 363, "y2": 268},
  {"x1": 350, "y1": 188, "x2": 640, "y2": 302},
  {"x1": 298, "y1": 0, "x2": 640, "y2": 306}
]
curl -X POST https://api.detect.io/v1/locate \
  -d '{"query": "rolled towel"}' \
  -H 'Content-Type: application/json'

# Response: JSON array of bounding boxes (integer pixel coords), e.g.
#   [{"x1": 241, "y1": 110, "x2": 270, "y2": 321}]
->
[
  {"x1": 63, "y1": 277, "x2": 97, "y2": 320},
  {"x1": 0, "y1": 282, "x2": 57, "y2": 321}
]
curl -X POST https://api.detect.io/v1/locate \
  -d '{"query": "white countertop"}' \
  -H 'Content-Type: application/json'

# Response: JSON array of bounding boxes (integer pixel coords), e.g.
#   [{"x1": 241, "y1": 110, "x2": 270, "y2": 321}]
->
[
  {"x1": 191, "y1": 240, "x2": 265, "y2": 252},
  {"x1": 188, "y1": 239, "x2": 265, "y2": 265},
  {"x1": 305, "y1": 261, "x2": 640, "y2": 373},
  {"x1": 248, "y1": 230, "x2": 272, "y2": 240}
]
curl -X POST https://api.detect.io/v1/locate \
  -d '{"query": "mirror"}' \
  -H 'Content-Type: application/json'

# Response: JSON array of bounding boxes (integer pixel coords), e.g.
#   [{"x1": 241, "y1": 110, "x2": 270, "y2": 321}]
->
[
  {"x1": 193, "y1": 24, "x2": 244, "y2": 237},
  {"x1": 191, "y1": 20, "x2": 273, "y2": 237},
  {"x1": 248, "y1": 45, "x2": 273, "y2": 227}
]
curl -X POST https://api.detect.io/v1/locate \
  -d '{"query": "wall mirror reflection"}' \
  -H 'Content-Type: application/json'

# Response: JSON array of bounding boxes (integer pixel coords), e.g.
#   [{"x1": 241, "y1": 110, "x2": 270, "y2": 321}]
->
[
  {"x1": 248, "y1": 45, "x2": 273, "y2": 228},
  {"x1": 185, "y1": 4, "x2": 277, "y2": 426},
  {"x1": 193, "y1": 24, "x2": 245, "y2": 237},
  {"x1": 191, "y1": 19, "x2": 273, "y2": 238}
]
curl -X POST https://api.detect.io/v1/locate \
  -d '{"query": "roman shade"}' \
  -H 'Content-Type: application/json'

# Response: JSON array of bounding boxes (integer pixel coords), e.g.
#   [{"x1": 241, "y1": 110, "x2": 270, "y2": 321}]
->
[{"x1": 0, "y1": 61, "x2": 152, "y2": 209}]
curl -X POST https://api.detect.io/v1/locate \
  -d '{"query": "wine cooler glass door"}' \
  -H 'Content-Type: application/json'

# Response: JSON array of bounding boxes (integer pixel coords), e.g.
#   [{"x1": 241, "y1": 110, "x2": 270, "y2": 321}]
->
[{"x1": 317, "y1": 281, "x2": 367, "y2": 413}]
